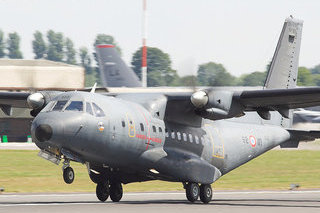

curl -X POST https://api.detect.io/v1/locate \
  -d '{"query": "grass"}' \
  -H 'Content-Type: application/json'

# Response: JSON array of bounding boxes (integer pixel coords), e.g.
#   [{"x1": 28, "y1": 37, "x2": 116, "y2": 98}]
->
[{"x1": 0, "y1": 150, "x2": 319, "y2": 193}]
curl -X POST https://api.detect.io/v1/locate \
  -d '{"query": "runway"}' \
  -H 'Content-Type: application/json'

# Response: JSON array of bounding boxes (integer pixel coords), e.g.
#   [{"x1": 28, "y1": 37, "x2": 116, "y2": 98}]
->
[{"x1": 0, "y1": 190, "x2": 319, "y2": 213}]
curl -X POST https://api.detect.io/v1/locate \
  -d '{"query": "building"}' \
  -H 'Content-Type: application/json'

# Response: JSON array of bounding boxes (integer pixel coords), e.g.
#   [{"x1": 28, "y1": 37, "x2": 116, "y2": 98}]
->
[{"x1": 0, "y1": 59, "x2": 85, "y2": 142}]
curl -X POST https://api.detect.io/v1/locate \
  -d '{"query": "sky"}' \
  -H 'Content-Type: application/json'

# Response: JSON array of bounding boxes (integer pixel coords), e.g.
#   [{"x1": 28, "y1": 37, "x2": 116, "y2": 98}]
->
[{"x1": 1, "y1": 0, "x2": 320, "y2": 77}]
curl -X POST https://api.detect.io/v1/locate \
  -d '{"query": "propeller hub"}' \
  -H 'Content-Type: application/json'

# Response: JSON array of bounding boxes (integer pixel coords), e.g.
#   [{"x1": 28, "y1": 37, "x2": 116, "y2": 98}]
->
[
  {"x1": 27, "y1": 92, "x2": 45, "y2": 109},
  {"x1": 191, "y1": 91, "x2": 208, "y2": 108}
]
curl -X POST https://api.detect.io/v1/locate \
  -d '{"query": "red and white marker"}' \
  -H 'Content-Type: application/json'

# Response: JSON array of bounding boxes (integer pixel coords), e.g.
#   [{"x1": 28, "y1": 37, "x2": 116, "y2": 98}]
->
[
  {"x1": 249, "y1": 135, "x2": 256, "y2": 147},
  {"x1": 141, "y1": 0, "x2": 147, "y2": 87}
]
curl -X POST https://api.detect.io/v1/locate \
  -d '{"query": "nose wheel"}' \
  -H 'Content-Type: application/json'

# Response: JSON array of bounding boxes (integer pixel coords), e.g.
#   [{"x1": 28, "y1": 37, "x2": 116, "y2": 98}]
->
[
  {"x1": 63, "y1": 166, "x2": 74, "y2": 184},
  {"x1": 62, "y1": 160, "x2": 74, "y2": 184}
]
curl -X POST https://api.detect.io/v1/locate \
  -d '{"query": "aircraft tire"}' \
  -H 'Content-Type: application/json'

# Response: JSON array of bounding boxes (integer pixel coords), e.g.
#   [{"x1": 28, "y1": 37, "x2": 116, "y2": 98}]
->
[
  {"x1": 186, "y1": 183, "x2": 200, "y2": 202},
  {"x1": 63, "y1": 167, "x2": 74, "y2": 184},
  {"x1": 110, "y1": 183, "x2": 123, "y2": 202},
  {"x1": 199, "y1": 184, "x2": 212, "y2": 204},
  {"x1": 96, "y1": 182, "x2": 109, "y2": 202}
]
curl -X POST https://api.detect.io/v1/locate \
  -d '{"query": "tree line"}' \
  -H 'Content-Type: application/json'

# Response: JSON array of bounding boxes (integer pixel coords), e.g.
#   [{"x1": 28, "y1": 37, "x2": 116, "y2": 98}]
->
[{"x1": 0, "y1": 29, "x2": 319, "y2": 87}]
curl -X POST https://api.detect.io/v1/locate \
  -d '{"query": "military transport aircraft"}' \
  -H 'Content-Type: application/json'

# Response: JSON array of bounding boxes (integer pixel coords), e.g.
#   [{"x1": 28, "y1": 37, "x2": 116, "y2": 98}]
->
[{"x1": 1, "y1": 16, "x2": 320, "y2": 204}]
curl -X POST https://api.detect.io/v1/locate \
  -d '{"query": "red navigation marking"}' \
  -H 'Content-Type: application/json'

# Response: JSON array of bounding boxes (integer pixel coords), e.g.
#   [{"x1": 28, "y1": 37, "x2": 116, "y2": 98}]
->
[
  {"x1": 136, "y1": 134, "x2": 162, "y2": 143},
  {"x1": 135, "y1": 107, "x2": 151, "y2": 150},
  {"x1": 96, "y1": 44, "x2": 115, "y2": 48}
]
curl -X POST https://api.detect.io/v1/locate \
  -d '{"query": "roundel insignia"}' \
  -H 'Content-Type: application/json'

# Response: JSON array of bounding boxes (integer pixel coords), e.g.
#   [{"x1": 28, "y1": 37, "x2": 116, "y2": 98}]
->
[
  {"x1": 98, "y1": 122, "x2": 104, "y2": 132},
  {"x1": 249, "y1": 135, "x2": 256, "y2": 147}
]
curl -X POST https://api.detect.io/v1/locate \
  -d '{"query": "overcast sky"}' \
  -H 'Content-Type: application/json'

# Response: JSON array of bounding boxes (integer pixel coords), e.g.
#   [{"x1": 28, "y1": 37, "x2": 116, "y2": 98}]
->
[{"x1": 1, "y1": 0, "x2": 320, "y2": 77}]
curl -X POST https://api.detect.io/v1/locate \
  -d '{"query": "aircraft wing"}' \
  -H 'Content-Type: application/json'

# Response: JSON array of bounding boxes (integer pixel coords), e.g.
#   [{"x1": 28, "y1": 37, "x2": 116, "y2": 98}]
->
[
  {"x1": 237, "y1": 87, "x2": 320, "y2": 110},
  {"x1": 0, "y1": 92, "x2": 30, "y2": 108}
]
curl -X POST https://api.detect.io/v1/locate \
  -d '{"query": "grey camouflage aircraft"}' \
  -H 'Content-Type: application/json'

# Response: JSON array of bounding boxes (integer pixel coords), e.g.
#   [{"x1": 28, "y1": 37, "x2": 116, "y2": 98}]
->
[{"x1": 1, "y1": 16, "x2": 320, "y2": 204}]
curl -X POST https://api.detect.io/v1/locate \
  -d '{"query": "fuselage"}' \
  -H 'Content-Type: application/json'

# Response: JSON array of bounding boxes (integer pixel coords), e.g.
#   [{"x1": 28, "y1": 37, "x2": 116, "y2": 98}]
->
[{"x1": 32, "y1": 91, "x2": 291, "y2": 184}]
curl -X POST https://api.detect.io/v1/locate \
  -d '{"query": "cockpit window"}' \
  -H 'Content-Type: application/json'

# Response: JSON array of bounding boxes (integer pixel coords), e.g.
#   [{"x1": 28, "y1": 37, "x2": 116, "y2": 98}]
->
[
  {"x1": 41, "y1": 101, "x2": 56, "y2": 112},
  {"x1": 52, "y1": 100, "x2": 68, "y2": 111},
  {"x1": 65, "y1": 101, "x2": 83, "y2": 111},
  {"x1": 92, "y1": 103, "x2": 105, "y2": 117},
  {"x1": 86, "y1": 102, "x2": 93, "y2": 115}
]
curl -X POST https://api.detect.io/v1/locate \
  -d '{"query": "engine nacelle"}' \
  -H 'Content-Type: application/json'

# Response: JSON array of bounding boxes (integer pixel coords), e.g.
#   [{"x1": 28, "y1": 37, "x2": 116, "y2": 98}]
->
[
  {"x1": 28, "y1": 91, "x2": 62, "y2": 117},
  {"x1": 191, "y1": 90, "x2": 244, "y2": 120}
]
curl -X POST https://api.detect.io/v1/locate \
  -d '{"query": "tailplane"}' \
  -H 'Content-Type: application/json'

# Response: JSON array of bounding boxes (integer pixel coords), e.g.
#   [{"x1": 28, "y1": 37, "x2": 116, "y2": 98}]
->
[{"x1": 96, "y1": 44, "x2": 142, "y2": 87}]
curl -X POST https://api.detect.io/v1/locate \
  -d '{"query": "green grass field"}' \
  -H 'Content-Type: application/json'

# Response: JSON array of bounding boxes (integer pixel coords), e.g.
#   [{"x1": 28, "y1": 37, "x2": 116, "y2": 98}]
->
[{"x1": 0, "y1": 150, "x2": 319, "y2": 193}]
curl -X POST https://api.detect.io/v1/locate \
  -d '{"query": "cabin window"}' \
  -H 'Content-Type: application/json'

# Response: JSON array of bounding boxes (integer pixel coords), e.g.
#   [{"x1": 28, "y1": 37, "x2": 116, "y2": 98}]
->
[
  {"x1": 201, "y1": 136, "x2": 205, "y2": 145},
  {"x1": 159, "y1": 127, "x2": 162, "y2": 133},
  {"x1": 189, "y1": 134, "x2": 193, "y2": 143},
  {"x1": 165, "y1": 129, "x2": 169, "y2": 138},
  {"x1": 52, "y1": 100, "x2": 68, "y2": 111},
  {"x1": 171, "y1": 131, "x2": 175, "y2": 139},
  {"x1": 183, "y1": 133, "x2": 187, "y2": 141},
  {"x1": 152, "y1": 126, "x2": 156, "y2": 132},
  {"x1": 92, "y1": 103, "x2": 105, "y2": 117},
  {"x1": 86, "y1": 102, "x2": 93, "y2": 115},
  {"x1": 177, "y1": 132, "x2": 181, "y2": 141},
  {"x1": 140, "y1": 123, "x2": 144, "y2": 132},
  {"x1": 195, "y1": 135, "x2": 199, "y2": 144},
  {"x1": 65, "y1": 101, "x2": 83, "y2": 111},
  {"x1": 122, "y1": 120, "x2": 125, "y2": 127}
]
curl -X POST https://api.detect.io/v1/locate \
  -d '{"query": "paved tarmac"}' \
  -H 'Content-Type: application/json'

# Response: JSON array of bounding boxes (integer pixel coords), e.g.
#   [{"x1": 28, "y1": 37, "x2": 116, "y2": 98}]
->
[{"x1": 0, "y1": 190, "x2": 319, "y2": 213}]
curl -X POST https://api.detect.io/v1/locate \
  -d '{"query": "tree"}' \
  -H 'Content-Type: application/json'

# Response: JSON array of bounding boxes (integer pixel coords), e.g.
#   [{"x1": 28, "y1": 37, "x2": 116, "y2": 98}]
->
[
  {"x1": 32, "y1": 31, "x2": 46, "y2": 59},
  {"x1": 79, "y1": 47, "x2": 92, "y2": 74},
  {"x1": 65, "y1": 37, "x2": 76, "y2": 64},
  {"x1": 197, "y1": 62, "x2": 236, "y2": 86},
  {"x1": 237, "y1": 71, "x2": 267, "y2": 86},
  {"x1": 46, "y1": 30, "x2": 64, "y2": 62},
  {"x1": 297, "y1": 67, "x2": 316, "y2": 86},
  {"x1": 0, "y1": 30, "x2": 5, "y2": 58},
  {"x1": 131, "y1": 47, "x2": 177, "y2": 86},
  {"x1": 7, "y1": 32, "x2": 23, "y2": 59}
]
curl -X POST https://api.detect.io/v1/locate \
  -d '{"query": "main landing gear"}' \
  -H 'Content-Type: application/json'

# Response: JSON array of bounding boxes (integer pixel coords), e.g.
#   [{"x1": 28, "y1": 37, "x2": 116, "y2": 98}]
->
[
  {"x1": 62, "y1": 160, "x2": 74, "y2": 184},
  {"x1": 95, "y1": 180, "x2": 123, "y2": 202},
  {"x1": 185, "y1": 182, "x2": 212, "y2": 203}
]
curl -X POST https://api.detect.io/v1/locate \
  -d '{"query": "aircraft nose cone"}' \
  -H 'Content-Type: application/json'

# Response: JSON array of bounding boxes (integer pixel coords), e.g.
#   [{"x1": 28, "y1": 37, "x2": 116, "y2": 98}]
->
[{"x1": 35, "y1": 124, "x2": 53, "y2": 142}]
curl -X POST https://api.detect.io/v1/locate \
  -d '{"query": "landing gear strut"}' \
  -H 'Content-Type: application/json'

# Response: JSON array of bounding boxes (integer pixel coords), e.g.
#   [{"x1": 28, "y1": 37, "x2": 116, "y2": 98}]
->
[{"x1": 62, "y1": 160, "x2": 74, "y2": 184}]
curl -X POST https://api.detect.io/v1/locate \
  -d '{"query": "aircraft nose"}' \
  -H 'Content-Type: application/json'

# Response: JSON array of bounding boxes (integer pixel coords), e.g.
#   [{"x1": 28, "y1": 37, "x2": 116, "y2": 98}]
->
[{"x1": 35, "y1": 124, "x2": 53, "y2": 142}]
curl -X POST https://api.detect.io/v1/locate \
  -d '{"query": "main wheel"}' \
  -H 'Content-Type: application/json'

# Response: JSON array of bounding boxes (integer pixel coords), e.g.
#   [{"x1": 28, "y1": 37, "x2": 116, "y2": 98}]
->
[
  {"x1": 63, "y1": 167, "x2": 74, "y2": 184},
  {"x1": 200, "y1": 184, "x2": 212, "y2": 204},
  {"x1": 186, "y1": 183, "x2": 200, "y2": 202},
  {"x1": 96, "y1": 182, "x2": 109, "y2": 202},
  {"x1": 110, "y1": 183, "x2": 123, "y2": 202}
]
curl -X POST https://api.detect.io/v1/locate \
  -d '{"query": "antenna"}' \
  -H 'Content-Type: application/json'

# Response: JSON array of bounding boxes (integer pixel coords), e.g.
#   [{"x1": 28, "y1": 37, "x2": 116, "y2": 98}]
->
[{"x1": 141, "y1": 0, "x2": 147, "y2": 87}]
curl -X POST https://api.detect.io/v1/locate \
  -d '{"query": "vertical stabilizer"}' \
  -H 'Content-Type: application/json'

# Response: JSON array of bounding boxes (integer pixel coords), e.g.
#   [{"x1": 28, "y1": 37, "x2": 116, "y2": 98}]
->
[
  {"x1": 96, "y1": 44, "x2": 142, "y2": 87},
  {"x1": 264, "y1": 16, "x2": 303, "y2": 89}
]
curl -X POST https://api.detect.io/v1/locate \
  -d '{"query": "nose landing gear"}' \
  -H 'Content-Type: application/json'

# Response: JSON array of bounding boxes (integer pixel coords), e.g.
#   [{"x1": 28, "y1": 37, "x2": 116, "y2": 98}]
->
[{"x1": 62, "y1": 160, "x2": 74, "y2": 184}]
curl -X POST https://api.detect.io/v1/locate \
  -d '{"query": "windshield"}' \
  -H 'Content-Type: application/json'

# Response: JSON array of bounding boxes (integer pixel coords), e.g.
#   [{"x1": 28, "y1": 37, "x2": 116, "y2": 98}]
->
[
  {"x1": 65, "y1": 101, "x2": 83, "y2": 111},
  {"x1": 52, "y1": 100, "x2": 68, "y2": 111},
  {"x1": 92, "y1": 103, "x2": 105, "y2": 117}
]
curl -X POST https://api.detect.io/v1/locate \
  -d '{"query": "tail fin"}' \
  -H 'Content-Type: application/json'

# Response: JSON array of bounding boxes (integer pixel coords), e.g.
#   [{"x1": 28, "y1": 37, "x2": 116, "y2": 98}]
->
[
  {"x1": 264, "y1": 16, "x2": 303, "y2": 89},
  {"x1": 96, "y1": 44, "x2": 142, "y2": 87}
]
